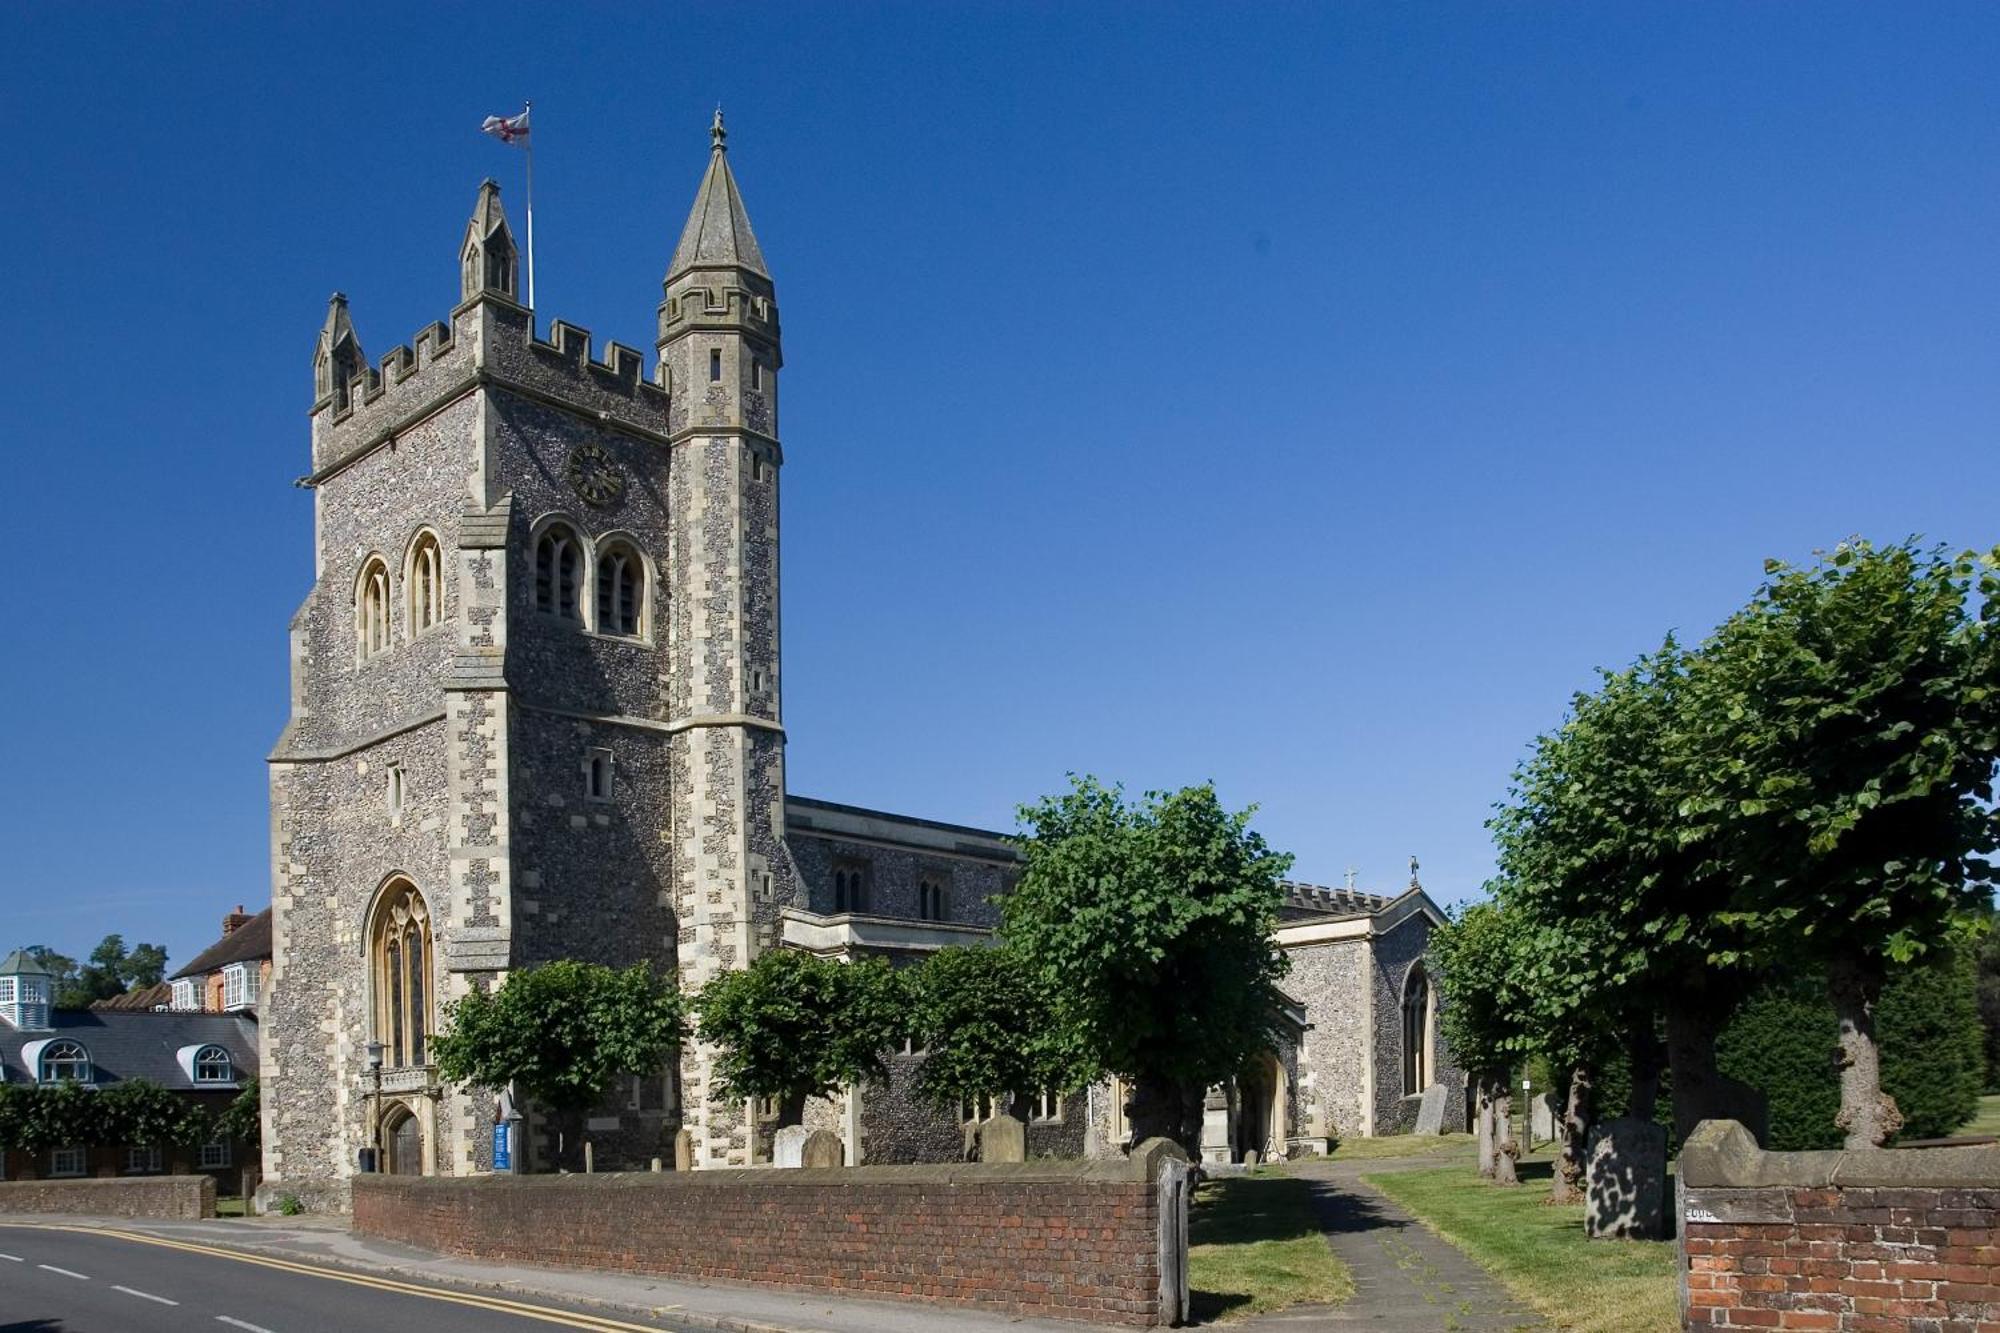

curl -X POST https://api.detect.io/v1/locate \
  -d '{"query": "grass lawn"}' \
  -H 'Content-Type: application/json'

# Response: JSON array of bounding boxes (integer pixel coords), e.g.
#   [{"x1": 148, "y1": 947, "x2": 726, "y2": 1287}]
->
[
  {"x1": 1188, "y1": 1172, "x2": 1353, "y2": 1324},
  {"x1": 1328, "y1": 1131, "x2": 1477, "y2": 1162},
  {"x1": 1960, "y1": 1093, "x2": 2000, "y2": 1137},
  {"x1": 1365, "y1": 1163, "x2": 1679, "y2": 1333},
  {"x1": 214, "y1": 1196, "x2": 248, "y2": 1217}
]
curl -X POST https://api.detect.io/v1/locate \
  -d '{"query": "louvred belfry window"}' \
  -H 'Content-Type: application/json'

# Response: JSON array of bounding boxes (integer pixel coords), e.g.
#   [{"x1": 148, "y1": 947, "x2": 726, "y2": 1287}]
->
[
  {"x1": 535, "y1": 524, "x2": 583, "y2": 621},
  {"x1": 595, "y1": 542, "x2": 644, "y2": 637}
]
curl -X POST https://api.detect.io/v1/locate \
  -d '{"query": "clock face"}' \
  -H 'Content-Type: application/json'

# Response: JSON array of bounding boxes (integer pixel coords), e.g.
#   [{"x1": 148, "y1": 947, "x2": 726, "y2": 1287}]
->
[{"x1": 567, "y1": 442, "x2": 625, "y2": 509}]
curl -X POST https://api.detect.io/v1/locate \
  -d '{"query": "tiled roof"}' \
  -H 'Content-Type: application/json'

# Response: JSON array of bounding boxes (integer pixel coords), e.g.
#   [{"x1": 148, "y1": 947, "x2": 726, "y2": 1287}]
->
[
  {"x1": 170, "y1": 907, "x2": 272, "y2": 981},
  {"x1": 90, "y1": 982, "x2": 173, "y2": 1012},
  {"x1": 0, "y1": 1009, "x2": 257, "y2": 1089},
  {"x1": 0, "y1": 949, "x2": 56, "y2": 978}
]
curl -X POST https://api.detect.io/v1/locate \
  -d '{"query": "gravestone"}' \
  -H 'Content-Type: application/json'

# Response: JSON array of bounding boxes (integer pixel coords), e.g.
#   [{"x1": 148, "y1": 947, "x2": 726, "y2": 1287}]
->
[
  {"x1": 1241, "y1": 1148, "x2": 1260, "y2": 1167},
  {"x1": 672, "y1": 1127, "x2": 693, "y2": 1171},
  {"x1": 773, "y1": 1124, "x2": 809, "y2": 1168},
  {"x1": 1585, "y1": 1116, "x2": 1667, "y2": 1239},
  {"x1": 977, "y1": 1114, "x2": 1025, "y2": 1163},
  {"x1": 1413, "y1": 1084, "x2": 1447, "y2": 1135},
  {"x1": 801, "y1": 1128, "x2": 845, "y2": 1168}
]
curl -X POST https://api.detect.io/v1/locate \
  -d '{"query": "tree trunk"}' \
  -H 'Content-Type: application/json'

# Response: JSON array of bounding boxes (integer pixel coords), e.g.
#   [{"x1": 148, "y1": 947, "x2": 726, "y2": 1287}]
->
[
  {"x1": 1627, "y1": 1021, "x2": 1664, "y2": 1121},
  {"x1": 1830, "y1": 955, "x2": 1904, "y2": 1149},
  {"x1": 1491, "y1": 1086, "x2": 1518, "y2": 1184},
  {"x1": 1664, "y1": 1000, "x2": 1726, "y2": 1147},
  {"x1": 1551, "y1": 1063, "x2": 1593, "y2": 1204},
  {"x1": 1128, "y1": 1074, "x2": 1204, "y2": 1159},
  {"x1": 1474, "y1": 1075, "x2": 1496, "y2": 1179}
]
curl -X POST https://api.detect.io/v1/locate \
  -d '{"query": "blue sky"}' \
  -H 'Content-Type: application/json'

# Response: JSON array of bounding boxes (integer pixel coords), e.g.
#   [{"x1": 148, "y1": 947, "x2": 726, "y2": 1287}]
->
[{"x1": 3, "y1": 5, "x2": 1997, "y2": 971}]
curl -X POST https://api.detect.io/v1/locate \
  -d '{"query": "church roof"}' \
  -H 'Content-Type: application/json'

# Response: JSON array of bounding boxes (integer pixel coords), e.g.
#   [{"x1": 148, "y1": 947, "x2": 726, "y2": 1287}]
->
[{"x1": 668, "y1": 109, "x2": 768, "y2": 279}]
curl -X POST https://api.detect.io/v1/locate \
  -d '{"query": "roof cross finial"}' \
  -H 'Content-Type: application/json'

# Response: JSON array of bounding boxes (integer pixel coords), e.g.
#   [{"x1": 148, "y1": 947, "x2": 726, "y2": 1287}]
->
[
  {"x1": 1409, "y1": 855, "x2": 1421, "y2": 890},
  {"x1": 711, "y1": 105, "x2": 727, "y2": 153},
  {"x1": 1343, "y1": 867, "x2": 1357, "y2": 891}
]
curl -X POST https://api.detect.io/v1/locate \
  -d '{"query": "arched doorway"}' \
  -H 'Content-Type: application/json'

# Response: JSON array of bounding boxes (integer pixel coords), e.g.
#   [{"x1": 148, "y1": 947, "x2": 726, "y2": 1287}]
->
[
  {"x1": 384, "y1": 1106, "x2": 424, "y2": 1176},
  {"x1": 1233, "y1": 1053, "x2": 1288, "y2": 1163}
]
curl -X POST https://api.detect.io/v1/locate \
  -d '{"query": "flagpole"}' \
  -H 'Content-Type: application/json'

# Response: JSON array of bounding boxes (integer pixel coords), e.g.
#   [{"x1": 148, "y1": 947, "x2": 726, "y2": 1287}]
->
[{"x1": 523, "y1": 101, "x2": 536, "y2": 310}]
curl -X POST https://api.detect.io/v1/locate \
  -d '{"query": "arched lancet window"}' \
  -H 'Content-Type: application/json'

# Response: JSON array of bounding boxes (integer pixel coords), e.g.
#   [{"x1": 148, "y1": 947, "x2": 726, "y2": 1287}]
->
[
  {"x1": 595, "y1": 540, "x2": 645, "y2": 637},
  {"x1": 1401, "y1": 963, "x2": 1431, "y2": 1097},
  {"x1": 407, "y1": 531, "x2": 443, "y2": 634},
  {"x1": 193, "y1": 1045, "x2": 234, "y2": 1084},
  {"x1": 357, "y1": 556, "x2": 391, "y2": 659},
  {"x1": 370, "y1": 880, "x2": 434, "y2": 1069},
  {"x1": 534, "y1": 523, "x2": 584, "y2": 622},
  {"x1": 40, "y1": 1040, "x2": 90, "y2": 1084}
]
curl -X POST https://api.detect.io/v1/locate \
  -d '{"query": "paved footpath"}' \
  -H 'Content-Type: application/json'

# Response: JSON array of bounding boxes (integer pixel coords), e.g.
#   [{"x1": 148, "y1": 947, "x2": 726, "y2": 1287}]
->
[{"x1": 1245, "y1": 1154, "x2": 1549, "y2": 1332}]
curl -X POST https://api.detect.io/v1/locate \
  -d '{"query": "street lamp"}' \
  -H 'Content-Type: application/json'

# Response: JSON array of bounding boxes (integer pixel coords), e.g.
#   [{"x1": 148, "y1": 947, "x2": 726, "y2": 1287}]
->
[{"x1": 365, "y1": 1039, "x2": 384, "y2": 1173}]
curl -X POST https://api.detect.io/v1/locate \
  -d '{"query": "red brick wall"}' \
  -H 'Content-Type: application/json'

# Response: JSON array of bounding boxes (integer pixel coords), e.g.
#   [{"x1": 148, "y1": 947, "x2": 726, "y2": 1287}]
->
[
  {"x1": 1679, "y1": 1121, "x2": 2000, "y2": 1332},
  {"x1": 355, "y1": 1162, "x2": 1173, "y2": 1326},
  {"x1": 0, "y1": 1174, "x2": 215, "y2": 1219}
]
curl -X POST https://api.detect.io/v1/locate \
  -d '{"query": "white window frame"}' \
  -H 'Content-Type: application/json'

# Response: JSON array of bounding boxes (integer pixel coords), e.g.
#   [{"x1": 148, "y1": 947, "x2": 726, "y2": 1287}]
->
[
  {"x1": 123, "y1": 1144, "x2": 163, "y2": 1175},
  {"x1": 49, "y1": 1146, "x2": 86, "y2": 1178},
  {"x1": 171, "y1": 978, "x2": 199, "y2": 1012},
  {"x1": 39, "y1": 1040, "x2": 91, "y2": 1084},
  {"x1": 198, "y1": 1140, "x2": 233, "y2": 1170},
  {"x1": 959, "y1": 1093, "x2": 997, "y2": 1125},
  {"x1": 1032, "y1": 1089, "x2": 1063, "y2": 1124},
  {"x1": 193, "y1": 1045, "x2": 234, "y2": 1085},
  {"x1": 222, "y1": 963, "x2": 256, "y2": 1012},
  {"x1": 0, "y1": 977, "x2": 15, "y2": 1006}
]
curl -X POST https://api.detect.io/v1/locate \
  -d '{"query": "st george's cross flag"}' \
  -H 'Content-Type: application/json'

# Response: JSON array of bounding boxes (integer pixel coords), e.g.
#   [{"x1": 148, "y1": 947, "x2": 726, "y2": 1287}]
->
[{"x1": 481, "y1": 108, "x2": 530, "y2": 144}]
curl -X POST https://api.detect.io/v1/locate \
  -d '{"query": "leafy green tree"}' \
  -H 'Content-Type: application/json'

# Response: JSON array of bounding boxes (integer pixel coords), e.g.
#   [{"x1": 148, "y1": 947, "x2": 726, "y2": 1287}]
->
[
  {"x1": 1684, "y1": 541, "x2": 2000, "y2": 1146},
  {"x1": 99, "y1": 1080, "x2": 209, "y2": 1150},
  {"x1": 432, "y1": 961, "x2": 684, "y2": 1170},
  {"x1": 14, "y1": 937, "x2": 172, "y2": 1008},
  {"x1": 1002, "y1": 777, "x2": 1292, "y2": 1156},
  {"x1": 10, "y1": 1081, "x2": 104, "y2": 1153},
  {"x1": 1492, "y1": 646, "x2": 1767, "y2": 1145},
  {"x1": 1878, "y1": 950, "x2": 1986, "y2": 1140},
  {"x1": 1976, "y1": 918, "x2": 2000, "y2": 1093},
  {"x1": 1429, "y1": 901, "x2": 1528, "y2": 1183},
  {"x1": 694, "y1": 949, "x2": 907, "y2": 1120},
  {"x1": 216, "y1": 1078, "x2": 262, "y2": 1150},
  {"x1": 905, "y1": 946, "x2": 1082, "y2": 1120}
]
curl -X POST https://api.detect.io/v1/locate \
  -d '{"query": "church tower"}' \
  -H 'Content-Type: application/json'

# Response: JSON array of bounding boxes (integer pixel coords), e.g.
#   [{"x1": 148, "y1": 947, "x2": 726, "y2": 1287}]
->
[{"x1": 657, "y1": 110, "x2": 799, "y2": 1167}]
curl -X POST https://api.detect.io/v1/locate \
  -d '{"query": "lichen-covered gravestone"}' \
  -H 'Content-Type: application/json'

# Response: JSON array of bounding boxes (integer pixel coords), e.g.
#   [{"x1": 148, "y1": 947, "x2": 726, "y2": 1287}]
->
[
  {"x1": 1414, "y1": 1084, "x2": 1447, "y2": 1135},
  {"x1": 773, "y1": 1124, "x2": 809, "y2": 1168},
  {"x1": 801, "y1": 1128, "x2": 844, "y2": 1168},
  {"x1": 977, "y1": 1114, "x2": 1025, "y2": 1163},
  {"x1": 1585, "y1": 1116, "x2": 1667, "y2": 1239}
]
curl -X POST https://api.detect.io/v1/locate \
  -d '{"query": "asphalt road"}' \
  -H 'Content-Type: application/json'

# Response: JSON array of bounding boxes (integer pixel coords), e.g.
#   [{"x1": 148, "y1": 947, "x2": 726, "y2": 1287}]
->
[{"x1": 0, "y1": 1224, "x2": 700, "y2": 1333}]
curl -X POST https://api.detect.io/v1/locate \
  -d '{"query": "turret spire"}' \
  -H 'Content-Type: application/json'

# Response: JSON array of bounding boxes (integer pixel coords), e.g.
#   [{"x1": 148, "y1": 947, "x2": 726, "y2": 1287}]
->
[
  {"x1": 668, "y1": 111, "x2": 767, "y2": 279},
  {"x1": 313, "y1": 292, "x2": 366, "y2": 411},
  {"x1": 459, "y1": 179, "x2": 519, "y2": 302}
]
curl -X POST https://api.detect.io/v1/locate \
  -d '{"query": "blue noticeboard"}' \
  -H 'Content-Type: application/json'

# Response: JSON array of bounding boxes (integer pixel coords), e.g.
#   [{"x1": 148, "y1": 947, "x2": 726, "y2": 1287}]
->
[{"x1": 493, "y1": 1123, "x2": 512, "y2": 1173}]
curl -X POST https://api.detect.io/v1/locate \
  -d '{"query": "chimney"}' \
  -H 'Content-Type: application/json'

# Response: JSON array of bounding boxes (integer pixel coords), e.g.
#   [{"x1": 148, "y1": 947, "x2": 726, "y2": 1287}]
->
[{"x1": 222, "y1": 904, "x2": 252, "y2": 936}]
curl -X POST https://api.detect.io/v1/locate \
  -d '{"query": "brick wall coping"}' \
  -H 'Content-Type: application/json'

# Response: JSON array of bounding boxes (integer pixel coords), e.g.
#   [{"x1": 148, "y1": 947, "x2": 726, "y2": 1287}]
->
[
  {"x1": 361, "y1": 1149, "x2": 1172, "y2": 1194},
  {"x1": 0, "y1": 1175, "x2": 215, "y2": 1220},
  {"x1": 1681, "y1": 1117, "x2": 2000, "y2": 1189}
]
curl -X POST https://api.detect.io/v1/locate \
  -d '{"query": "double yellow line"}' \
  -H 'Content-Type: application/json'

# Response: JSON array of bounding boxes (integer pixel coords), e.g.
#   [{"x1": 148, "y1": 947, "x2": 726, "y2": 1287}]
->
[{"x1": 5, "y1": 1223, "x2": 681, "y2": 1331}]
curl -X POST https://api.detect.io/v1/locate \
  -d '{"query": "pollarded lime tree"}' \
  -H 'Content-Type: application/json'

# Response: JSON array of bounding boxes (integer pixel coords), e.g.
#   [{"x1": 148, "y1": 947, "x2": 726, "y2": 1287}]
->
[
  {"x1": 693, "y1": 948, "x2": 908, "y2": 1124},
  {"x1": 1429, "y1": 900, "x2": 1529, "y2": 1183},
  {"x1": 1494, "y1": 646, "x2": 1771, "y2": 1145},
  {"x1": 1683, "y1": 541, "x2": 2000, "y2": 1147},
  {"x1": 1002, "y1": 776, "x2": 1293, "y2": 1156},
  {"x1": 905, "y1": 945, "x2": 1083, "y2": 1126},
  {"x1": 432, "y1": 960, "x2": 685, "y2": 1170},
  {"x1": 99, "y1": 1080, "x2": 210, "y2": 1155}
]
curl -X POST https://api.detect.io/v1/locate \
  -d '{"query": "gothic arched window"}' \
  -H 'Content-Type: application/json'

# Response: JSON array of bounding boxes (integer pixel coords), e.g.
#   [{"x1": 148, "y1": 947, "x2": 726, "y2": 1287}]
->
[
  {"x1": 371, "y1": 880, "x2": 433, "y2": 1069},
  {"x1": 39, "y1": 1040, "x2": 91, "y2": 1084},
  {"x1": 918, "y1": 876, "x2": 946, "y2": 921},
  {"x1": 832, "y1": 862, "x2": 869, "y2": 914},
  {"x1": 357, "y1": 556, "x2": 391, "y2": 659},
  {"x1": 534, "y1": 523, "x2": 584, "y2": 622},
  {"x1": 1401, "y1": 963, "x2": 1432, "y2": 1097},
  {"x1": 595, "y1": 540, "x2": 645, "y2": 637},
  {"x1": 407, "y1": 531, "x2": 443, "y2": 634}
]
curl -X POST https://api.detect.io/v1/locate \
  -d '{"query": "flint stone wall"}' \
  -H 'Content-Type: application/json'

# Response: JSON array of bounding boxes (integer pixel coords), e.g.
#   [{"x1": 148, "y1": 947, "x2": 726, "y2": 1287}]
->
[
  {"x1": 355, "y1": 1149, "x2": 1188, "y2": 1326},
  {"x1": 1679, "y1": 1118, "x2": 2000, "y2": 1331},
  {"x1": 0, "y1": 1175, "x2": 214, "y2": 1220}
]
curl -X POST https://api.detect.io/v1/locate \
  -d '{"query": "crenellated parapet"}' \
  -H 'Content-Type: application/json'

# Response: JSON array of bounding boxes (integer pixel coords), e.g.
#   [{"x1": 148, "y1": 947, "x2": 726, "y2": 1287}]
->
[
  {"x1": 657, "y1": 280, "x2": 780, "y2": 346},
  {"x1": 307, "y1": 297, "x2": 670, "y2": 481}
]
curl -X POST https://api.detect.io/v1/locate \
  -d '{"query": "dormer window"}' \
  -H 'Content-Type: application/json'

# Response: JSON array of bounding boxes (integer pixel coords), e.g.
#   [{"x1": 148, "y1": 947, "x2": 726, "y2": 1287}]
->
[
  {"x1": 39, "y1": 1040, "x2": 90, "y2": 1084},
  {"x1": 171, "y1": 978, "x2": 199, "y2": 1012},
  {"x1": 193, "y1": 1046, "x2": 234, "y2": 1084},
  {"x1": 222, "y1": 962, "x2": 258, "y2": 1012}
]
